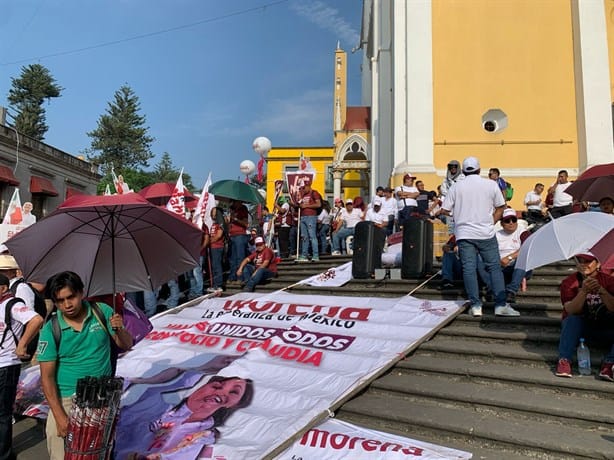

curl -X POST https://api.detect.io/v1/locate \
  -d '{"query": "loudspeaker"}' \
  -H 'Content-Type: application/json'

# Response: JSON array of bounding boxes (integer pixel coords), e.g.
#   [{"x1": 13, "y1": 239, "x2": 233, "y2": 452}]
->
[
  {"x1": 352, "y1": 221, "x2": 386, "y2": 279},
  {"x1": 401, "y1": 218, "x2": 433, "y2": 279}
]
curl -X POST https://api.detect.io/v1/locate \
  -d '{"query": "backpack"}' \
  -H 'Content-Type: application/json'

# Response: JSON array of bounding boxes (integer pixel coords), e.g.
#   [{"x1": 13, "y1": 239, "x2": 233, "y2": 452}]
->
[
  {"x1": 10, "y1": 279, "x2": 48, "y2": 320},
  {"x1": 504, "y1": 181, "x2": 514, "y2": 201},
  {"x1": 49, "y1": 301, "x2": 119, "y2": 375},
  {"x1": 0, "y1": 296, "x2": 36, "y2": 362}
]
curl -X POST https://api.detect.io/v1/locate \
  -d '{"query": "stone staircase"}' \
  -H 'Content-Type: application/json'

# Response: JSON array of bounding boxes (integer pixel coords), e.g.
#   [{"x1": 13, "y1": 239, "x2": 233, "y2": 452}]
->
[{"x1": 226, "y1": 256, "x2": 614, "y2": 460}]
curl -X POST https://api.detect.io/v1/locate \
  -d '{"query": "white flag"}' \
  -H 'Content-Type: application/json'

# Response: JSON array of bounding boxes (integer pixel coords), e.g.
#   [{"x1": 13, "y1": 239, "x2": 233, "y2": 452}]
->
[
  {"x1": 299, "y1": 261, "x2": 353, "y2": 287},
  {"x1": 2, "y1": 189, "x2": 22, "y2": 225},
  {"x1": 166, "y1": 168, "x2": 186, "y2": 217},
  {"x1": 192, "y1": 172, "x2": 215, "y2": 229}
]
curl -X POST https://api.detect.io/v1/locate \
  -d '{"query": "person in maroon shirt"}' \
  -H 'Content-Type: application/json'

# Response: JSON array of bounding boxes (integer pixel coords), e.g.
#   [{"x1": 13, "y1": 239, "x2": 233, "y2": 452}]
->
[
  {"x1": 555, "y1": 252, "x2": 614, "y2": 380},
  {"x1": 236, "y1": 237, "x2": 277, "y2": 292},
  {"x1": 297, "y1": 178, "x2": 322, "y2": 262},
  {"x1": 226, "y1": 201, "x2": 249, "y2": 284}
]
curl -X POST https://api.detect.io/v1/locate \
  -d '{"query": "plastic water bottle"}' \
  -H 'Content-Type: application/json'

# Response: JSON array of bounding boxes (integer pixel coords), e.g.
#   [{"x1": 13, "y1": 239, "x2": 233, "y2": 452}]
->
[{"x1": 577, "y1": 338, "x2": 591, "y2": 375}]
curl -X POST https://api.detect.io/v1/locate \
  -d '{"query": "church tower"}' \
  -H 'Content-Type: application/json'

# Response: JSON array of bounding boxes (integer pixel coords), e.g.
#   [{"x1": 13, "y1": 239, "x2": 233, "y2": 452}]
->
[{"x1": 333, "y1": 42, "x2": 347, "y2": 140}]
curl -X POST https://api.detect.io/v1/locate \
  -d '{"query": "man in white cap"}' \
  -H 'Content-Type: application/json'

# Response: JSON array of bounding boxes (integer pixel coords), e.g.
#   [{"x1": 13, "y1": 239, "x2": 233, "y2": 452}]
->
[
  {"x1": 395, "y1": 173, "x2": 419, "y2": 227},
  {"x1": 236, "y1": 236, "x2": 278, "y2": 292},
  {"x1": 479, "y1": 208, "x2": 531, "y2": 304},
  {"x1": 331, "y1": 199, "x2": 364, "y2": 255},
  {"x1": 441, "y1": 156, "x2": 520, "y2": 317},
  {"x1": 364, "y1": 198, "x2": 388, "y2": 229}
]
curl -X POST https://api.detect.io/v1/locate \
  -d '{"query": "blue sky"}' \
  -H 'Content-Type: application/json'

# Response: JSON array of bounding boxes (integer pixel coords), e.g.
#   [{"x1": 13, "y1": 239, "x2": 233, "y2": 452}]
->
[{"x1": 0, "y1": 0, "x2": 363, "y2": 190}]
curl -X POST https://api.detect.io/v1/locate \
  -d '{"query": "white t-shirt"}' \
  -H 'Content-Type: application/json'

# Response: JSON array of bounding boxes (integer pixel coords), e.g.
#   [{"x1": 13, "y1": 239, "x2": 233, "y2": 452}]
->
[
  {"x1": 553, "y1": 182, "x2": 572, "y2": 207},
  {"x1": 524, "y1": 190, "x2": 543, "y2": 211},
  {"x1": 365, "y1": 208, "x2": 387, "y2": 226},
  {"x1": 318, "y1": 209, "x2": 331, "y2": 225},
  {"x1": 380, "y1": 196, "x2": 397, "y2": 217},
  {"x1": 442, "y1": 174, "x2": 506, "y2": 240},
  {"x1": 0, "y1": 296, "x2": 37, "y2": 366},
  {"x1": 496, "y1": 227, "x2": 525, "y2": 258},
  {"x1": 340, "y1": 208, "x2": 363, "y2": 229},
  {"x1": 10, "y1": 278, "x2": 35, "y2": 311},
  {"x1": 395, "y1": 185, "x2": 418, "y2": 209}
]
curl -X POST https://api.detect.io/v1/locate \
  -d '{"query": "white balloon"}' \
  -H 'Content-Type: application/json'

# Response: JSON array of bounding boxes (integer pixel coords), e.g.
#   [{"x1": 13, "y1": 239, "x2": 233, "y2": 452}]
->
[
  {"x1": 240, "y1": 160, "x2": 256, "y2": 175},
  {"x1": 252, "y1": 136, "x2": 272, "y2": 155}
]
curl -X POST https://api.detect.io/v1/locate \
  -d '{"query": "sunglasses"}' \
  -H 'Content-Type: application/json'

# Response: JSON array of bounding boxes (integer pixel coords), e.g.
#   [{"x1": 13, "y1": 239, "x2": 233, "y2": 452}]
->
[
  {"x1": 447, "y1": 164, "x2": 457, "y2": 169},
  {"x1": 502, "y1": 217, "x2": 517, "y2": 223}
]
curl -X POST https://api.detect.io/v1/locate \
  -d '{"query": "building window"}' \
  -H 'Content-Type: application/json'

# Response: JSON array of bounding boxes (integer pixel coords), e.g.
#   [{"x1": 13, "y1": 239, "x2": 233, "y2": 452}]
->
[
  {"x1": 343, "y1": 140, "x2": 367, "y2": 161},
  {"x1": 325, "y1": 166, "x2": 334, "y2": 194}
]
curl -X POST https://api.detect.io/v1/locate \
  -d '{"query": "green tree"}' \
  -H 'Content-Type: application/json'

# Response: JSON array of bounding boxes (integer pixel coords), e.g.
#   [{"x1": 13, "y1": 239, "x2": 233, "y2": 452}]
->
[
  {"x1": 7, "y1": 63, "x2": 62, "y2": 140},
  {"x1": 151, "y1": 152, "x2": 195, "y2": 190},
  {"x1": 86, "y1": 85, "x2": 154, "y2": 172}
]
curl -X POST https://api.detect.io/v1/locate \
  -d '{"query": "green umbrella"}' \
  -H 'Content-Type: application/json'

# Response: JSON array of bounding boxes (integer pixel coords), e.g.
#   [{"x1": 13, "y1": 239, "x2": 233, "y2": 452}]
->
[{"x1": 209, "y1": 179, "x2": 266, "y2": 205}]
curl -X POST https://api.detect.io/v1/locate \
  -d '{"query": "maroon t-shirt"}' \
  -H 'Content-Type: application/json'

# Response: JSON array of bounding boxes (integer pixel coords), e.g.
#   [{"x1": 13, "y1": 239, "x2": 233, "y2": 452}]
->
[
  {"x1": 300, "y1": 190, "x2": 322, "y2": 217},
  {"x1": 248, "y1": 247, "x2": 277, "y2": 272},
  {"x1": 229, "y1": 204, "x2": 248, "y2": 236},
  {"x1": 560, "y1": 271, "x2": 614, "y2": 323},
  {"x1": 210, "y1": 223, "x2": 224, "y2": 250}
]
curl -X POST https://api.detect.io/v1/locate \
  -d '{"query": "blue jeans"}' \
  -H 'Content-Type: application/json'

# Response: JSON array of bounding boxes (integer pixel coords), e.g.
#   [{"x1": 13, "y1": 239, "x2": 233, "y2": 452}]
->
[
  {"x1": 0, "y1": 364, "x2": 20, "y2": 460},
  {"x1": 210, "y1": 247, "x2": 224, "y2": 289},
  {"x1": 559, "y1": 315, "x2": 614, "y2": 361},
  {"x1": 332, "y1": 227, "x2": 355, "y2": 253},
  {"x1": 143, "y1": 279, "x2": 180, "y2": 315},
  {"x1": 441, "y1": 251, "x2": 462, "y2": 281},
  {"x1": 229, "y1": 234, "x2": 249, "y2": 281},
  {"x1": 318, "y1": 223, "x2": 330, "y2": 254},
  {"x1": 478, "y1": 261, "x2": 532, "y2": 295},
  {"x1": 301, "y1": 215, "x2": 319, "y2": 258},
  {"x1": 458, "y1": 237, "x2": 506, "y2": 307},
  {"x1": 289, "y1": 226, "x2": 298, "y2": 256},
  {"x1": 189, "y1": 256, "x2": 204, "y2": 297},
  {"x1": 241, "y1": 265, "x2": 276, "y2": 292}
]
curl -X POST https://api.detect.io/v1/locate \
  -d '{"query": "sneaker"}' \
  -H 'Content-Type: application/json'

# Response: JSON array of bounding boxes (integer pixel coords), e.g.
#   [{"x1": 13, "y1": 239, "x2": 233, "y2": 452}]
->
[
  {"x1": 440, "y1": 280, "x2": 455, "y2": 290},
  {"x1": 469, "y1": 305, "x2": 483, "y2": 317},
  {"x1": 331, "y1": 251, "x2": 341, "y2": 256},
  {"x1": 495, "y1": 304, "x2": 520, "y2": 316},
  {"x1": 598, "y1": 362, "x2": 614, "y2": 382},
  {"x1": 296, "y1": 256, "x2": 310, "y2": 263},
  {"x1": 506, "y1": 292, "x2": 516, "y2": 304},
  {"x1": 555, "y1": 358, "x2": 572, "y2": 378},
  {"x1": 206, "y1": 287, "x2": 222, "y2": 293},
  {"x1": 311, "y1": 257, "x2": 320, "y2": 262}
]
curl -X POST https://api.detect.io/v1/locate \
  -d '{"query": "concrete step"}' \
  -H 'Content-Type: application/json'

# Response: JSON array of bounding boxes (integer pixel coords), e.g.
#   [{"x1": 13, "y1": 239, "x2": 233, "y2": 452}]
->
[
  {"x1": 398, "y1": 354, "x2": 614, "y2": 397},
  {"x1": 372, "y1": 372, "x2": 614, "y2": 426},
  {"x1": 337, "y1": 391, "x2": 613, "y2": 459},
  {"x1": 440, "y1": 323, "x2": 561, "y2": 344}
]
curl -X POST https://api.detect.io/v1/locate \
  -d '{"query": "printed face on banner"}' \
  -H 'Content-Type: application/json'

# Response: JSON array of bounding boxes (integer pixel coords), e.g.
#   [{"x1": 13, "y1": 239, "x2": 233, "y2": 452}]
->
[{"x1": 285, "y1": 171, "x2": 315, "y2": 205}]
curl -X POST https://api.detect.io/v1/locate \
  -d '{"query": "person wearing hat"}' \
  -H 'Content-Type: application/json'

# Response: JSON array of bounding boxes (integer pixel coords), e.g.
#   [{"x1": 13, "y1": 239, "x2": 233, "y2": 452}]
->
[
  {"x1": 364, "y1": 198, "x2": 388, "y2": 229},
  {"x1": 555, "y1": 252, "x2": 614, "y2": 380},
  {"x1": 236, "y1": 237, "x2": 277, "y2": 292},
  {"x1": 0, "y1": 273, "x2": 43, "y2": 460},
  {"x1": 296, "y1": 178, "x2": 322, "y2": 262},
  {"x1": 441, "y1": 156, "x2": 520, "y2": 317},
  {"x1": 478, "y1": 208, "x2": 531, "y2": 304},
  {"x1": 380, "y1": 187, "x2": 397, "y2": 235},
  {"x1": 395, "y1": 173, "x2": 419, "y2": 227},
  {"x1": 331, "y1": 199, "x2": 364, "y2": 255},
  {"x1": 0, "y1": 254, "x2": 37, "y2": 317}
]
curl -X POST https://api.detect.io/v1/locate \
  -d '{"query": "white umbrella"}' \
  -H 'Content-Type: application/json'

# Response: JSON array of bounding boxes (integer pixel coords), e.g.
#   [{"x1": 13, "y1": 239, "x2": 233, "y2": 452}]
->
[{"x1": 515, "y1": 212, "x2": 614, "y2": 271}]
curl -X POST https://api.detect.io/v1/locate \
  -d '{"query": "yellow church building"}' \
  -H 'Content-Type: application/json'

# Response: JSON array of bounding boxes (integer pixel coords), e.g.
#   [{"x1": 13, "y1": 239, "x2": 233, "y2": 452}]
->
[
  {"x1": 361, "y1": 0, "x2": 614, "y2": 211},
  {"x1": 265, "y1": 45, "x2": 371, "y2": 210}
]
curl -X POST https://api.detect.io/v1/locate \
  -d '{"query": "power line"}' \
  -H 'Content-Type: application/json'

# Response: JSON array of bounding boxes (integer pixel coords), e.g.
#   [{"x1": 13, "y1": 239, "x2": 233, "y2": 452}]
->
[{"x1": 0, "y1": 0, "x2": 290, "y2": 67}]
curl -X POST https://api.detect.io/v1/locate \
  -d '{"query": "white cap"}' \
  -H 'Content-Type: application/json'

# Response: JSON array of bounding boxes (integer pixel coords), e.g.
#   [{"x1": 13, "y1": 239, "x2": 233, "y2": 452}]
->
[
  {"x1": 462, "y1": 156, "x2": 480, "y2": 173},
  {"x1": 373, "y1": 198, "x2": 382, "y2": 206},
  {"x1": 502, "y1": 208, "x2": 517, "y2": 219},
  {"x1": 281, "y1": 202, "x2": 290, "y2": 210},
  {"x1": 346, "y1": 199, "x2": 353, "y2": 204},
  {"x1": 254, "y1": 236, "x2": 265, "y2": 245}
]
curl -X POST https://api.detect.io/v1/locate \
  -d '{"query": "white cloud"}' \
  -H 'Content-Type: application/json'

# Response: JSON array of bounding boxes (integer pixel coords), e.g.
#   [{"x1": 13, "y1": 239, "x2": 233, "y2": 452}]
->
[
  {"x1": 221, "y1": 88, "x2": 332, "y2": 144},
  {"x1": 291, "y1": 1, "x2": 359, "y2": 47}
]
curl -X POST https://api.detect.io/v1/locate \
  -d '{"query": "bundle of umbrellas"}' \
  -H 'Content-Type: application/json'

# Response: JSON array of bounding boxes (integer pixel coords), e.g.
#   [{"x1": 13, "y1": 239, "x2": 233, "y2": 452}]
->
[{"x1": 64, "y1": 376, "x2": 124, "y2": 460}]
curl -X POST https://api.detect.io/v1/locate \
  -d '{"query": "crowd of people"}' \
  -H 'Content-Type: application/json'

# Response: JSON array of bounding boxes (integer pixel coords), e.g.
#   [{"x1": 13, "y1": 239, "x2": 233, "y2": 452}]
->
[{"x1": 0, "y1": 156, "x2": 613, "y2": 459}]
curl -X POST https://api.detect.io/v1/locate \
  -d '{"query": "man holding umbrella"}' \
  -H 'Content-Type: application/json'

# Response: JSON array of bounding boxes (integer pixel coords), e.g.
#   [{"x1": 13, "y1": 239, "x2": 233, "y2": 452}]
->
[{"x1": 38, "y1": 271, "x2": 133, "y2": 459}]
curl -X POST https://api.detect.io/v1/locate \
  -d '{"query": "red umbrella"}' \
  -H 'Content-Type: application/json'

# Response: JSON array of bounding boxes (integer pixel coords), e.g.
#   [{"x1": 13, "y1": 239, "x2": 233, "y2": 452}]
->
[
  {"x1": 566, "y1": 163, "x2": 614, "y2": 202},
  {"x1": 590, "y1": 228, "x2": 614, "y2": 270},
  {"x1": 5, "y1": 193, "x2": 203, "y2": 298},
  {"x1": 138, "y1": 182, "x2": 197, "y2": 206}
]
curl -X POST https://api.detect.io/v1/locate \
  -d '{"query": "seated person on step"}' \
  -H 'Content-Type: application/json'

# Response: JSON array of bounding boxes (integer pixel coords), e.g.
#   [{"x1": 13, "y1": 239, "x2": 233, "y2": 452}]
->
[{"x1": 554, "y1": 252, "x2": 614, "y2": 380}]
